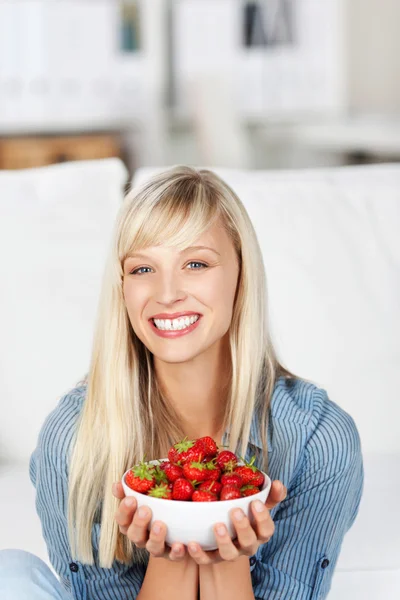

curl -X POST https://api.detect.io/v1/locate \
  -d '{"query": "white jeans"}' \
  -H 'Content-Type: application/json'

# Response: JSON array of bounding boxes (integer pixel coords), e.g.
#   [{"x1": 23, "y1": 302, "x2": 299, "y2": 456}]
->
[{"x1": 0, "y1": 549, "x2": 73, "y2": 600}]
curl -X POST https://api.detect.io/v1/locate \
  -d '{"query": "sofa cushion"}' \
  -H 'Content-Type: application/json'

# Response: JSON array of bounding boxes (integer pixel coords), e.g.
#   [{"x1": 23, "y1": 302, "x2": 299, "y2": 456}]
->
[{"x1": 0, "y1": 158, "x2": 128, "y2": 464}]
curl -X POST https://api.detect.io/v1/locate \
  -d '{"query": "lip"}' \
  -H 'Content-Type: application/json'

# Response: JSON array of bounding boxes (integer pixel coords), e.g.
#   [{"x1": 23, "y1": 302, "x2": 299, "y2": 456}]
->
[
  {"x1": 149, "y1": 311, "x2": 202, "y2": 321},
  {"x1": 149, "y1": 314, "x2": 202, "y2": 338}
]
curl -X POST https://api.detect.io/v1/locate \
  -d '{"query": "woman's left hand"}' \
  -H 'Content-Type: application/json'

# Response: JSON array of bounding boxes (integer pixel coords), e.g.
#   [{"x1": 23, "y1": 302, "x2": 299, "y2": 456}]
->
[{"x1": 187, "y1": 480, "x2": 287, "y2": 565}]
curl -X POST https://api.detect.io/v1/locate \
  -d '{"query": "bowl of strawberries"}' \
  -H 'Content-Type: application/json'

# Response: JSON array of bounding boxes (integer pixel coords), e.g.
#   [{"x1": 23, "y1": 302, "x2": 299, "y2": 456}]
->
[{"x1": 121, "y1": 435, "x2": 271, "y2": 551}]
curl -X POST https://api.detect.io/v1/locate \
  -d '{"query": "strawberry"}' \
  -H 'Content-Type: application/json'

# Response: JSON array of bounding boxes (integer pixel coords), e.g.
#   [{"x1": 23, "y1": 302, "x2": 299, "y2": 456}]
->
[
  {"x1": 220, "y1": 473, "x2": 243, "y2": 487},
  {"x1": 183, "y1": 459, "x2": 209, "y2": 482},
  {"x1": 168, "y1": 437, "x2": 206, "y2": 465},
  {"x1": 249, "y1": 470, "x2": 265, "y2": 487},
  {"x1": 172, "y1": 477, "x2": 195, "y2": 501},
  {"x1": 197, "y1": 436, "x2": 218, "y2": 459},
  {"x1": 203, "y1": 460, "x2": 221, "y2": 481},
  {"x1": 147, "y1": 482, "x2": 172, "y2": 499},
  {"x1": 198, "y1": 480, "x2": 222, "y2": 496},
  {"x1": 241, "y1": 485, "x2": 260, "y2": 497},
  {"x1": 125, "y1": 461, "x2": 156, "y2": 494},
  {"x1": 234, "y1": 455, "x2": 264, "y2": 487},
  {"x1": 192, "y1": 490, "x2": 218, "y2": 502},
  {"x1": 215, "y1": 450, "x2": 238, "y2": 472},
  {"x1": 220, "y1": 484, "x2": 242, "y2": 501},
  {"x1": 162, "y1": 462, "x2": 184, "y2": 483}
]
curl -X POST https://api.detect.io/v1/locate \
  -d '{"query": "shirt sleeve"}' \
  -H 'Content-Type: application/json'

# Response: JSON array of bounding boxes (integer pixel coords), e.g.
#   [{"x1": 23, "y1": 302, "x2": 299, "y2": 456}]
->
[{"x1": 251, "y1": 389, "x2": 364, "y2": 600}]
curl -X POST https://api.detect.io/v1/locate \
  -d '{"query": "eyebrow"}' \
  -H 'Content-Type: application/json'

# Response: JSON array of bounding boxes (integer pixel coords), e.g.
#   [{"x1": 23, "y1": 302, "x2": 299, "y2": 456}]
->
[{"x1": 128, "y1": 245, "x2": 221, "y2": 259}]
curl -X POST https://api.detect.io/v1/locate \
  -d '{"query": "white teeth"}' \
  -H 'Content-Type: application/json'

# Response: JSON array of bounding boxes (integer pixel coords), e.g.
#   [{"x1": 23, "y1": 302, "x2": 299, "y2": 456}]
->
[{"x1": 153, "y1": 315, "x2": 200, "y2": 331}]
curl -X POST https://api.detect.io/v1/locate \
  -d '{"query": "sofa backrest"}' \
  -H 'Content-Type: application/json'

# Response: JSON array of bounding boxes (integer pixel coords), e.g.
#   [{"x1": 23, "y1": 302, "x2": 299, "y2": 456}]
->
[{"x1": 1, "y1": 159, "x2": 398, "y2": 464}]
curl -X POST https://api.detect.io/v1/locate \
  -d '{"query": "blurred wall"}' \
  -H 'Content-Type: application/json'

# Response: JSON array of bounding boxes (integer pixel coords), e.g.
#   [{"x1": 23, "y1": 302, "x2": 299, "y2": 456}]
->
[{"x1": 347, "y1": 0, "x2": 400, "y2": 113}]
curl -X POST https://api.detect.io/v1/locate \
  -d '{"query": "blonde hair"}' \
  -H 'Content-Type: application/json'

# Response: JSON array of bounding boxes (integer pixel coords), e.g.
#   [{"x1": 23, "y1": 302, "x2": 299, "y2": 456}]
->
[{"x1": 67, "y1": 165, "x2": 303, "y2": 569}]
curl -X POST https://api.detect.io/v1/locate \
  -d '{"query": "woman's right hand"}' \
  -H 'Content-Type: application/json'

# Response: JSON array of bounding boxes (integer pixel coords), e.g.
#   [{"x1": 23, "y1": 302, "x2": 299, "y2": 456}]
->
[{"x1": 112, "y1": 481, "x2": 189, "y2": 562}]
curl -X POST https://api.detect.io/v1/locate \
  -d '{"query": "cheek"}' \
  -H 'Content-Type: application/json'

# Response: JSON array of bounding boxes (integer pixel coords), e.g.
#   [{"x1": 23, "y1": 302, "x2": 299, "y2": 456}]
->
[
  {"x1": 123, "y1": 284, "x2": 144, "y2": 322},
  {"x1": 206, "y1": 280, "x2": 236, "y2": 322}
]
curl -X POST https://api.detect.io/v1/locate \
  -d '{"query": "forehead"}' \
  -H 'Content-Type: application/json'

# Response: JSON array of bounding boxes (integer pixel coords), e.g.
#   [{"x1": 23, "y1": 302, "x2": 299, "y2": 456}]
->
[{"x1": 126, "y1": 220, "x2": 233, "y2": 260}]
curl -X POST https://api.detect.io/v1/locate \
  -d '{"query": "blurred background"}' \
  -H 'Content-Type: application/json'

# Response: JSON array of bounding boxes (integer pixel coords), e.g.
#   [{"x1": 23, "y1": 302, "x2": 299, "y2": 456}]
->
[{"x1": 0, "y1": 0, "x2": 400, "y2": 180}]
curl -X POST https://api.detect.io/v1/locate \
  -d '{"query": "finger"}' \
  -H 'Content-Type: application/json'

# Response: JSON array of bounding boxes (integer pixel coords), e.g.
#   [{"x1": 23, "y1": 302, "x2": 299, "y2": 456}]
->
[
  {"x1": 212, "y1": 522, "x2": 240, "y2": 562},
  {"x1": 145, "y1": 521, "x2": 167, "y2": 558},
  {"x1": 251, "y1": 500, "x2": 275, "y2": 543},
  {"x1": 187, "y1": 542, "x2": 217, "y2": 565},
  {"x1": 265, "y1": 480, "x2": 287, "y2": 510},
  {"x1": 230, "y1": 508, "x2": 258, "y2": 556},
  {"x1": 168, "y1": 543, "x2": 187, "y2": 562},
  {"x1": 114, "y1": 497, "x2": 137, "y2": 535},
  {"x1": 112, "y1": 481, "x2": 125, "y2": 499},
  {"x1": 127, "y1": 506, "x2": 152, "y2": 548}
]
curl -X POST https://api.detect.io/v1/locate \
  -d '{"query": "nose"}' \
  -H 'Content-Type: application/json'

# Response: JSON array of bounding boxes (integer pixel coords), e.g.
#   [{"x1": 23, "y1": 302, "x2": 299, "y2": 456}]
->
[{"x1": 154, "y1": 273, "x2": 187, "y2": 307}]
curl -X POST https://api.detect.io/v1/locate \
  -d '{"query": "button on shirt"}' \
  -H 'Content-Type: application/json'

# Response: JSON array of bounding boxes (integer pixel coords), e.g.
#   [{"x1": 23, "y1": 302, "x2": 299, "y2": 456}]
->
[{"x1": 29, "y1": 376, "x2": 364, "y2": 600}]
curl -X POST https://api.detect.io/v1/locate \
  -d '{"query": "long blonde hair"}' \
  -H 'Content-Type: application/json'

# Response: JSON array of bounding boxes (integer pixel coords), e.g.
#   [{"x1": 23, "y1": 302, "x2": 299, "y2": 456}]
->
[{"x1": 67, "y1": 165, "x2": 302, "y2": 569}]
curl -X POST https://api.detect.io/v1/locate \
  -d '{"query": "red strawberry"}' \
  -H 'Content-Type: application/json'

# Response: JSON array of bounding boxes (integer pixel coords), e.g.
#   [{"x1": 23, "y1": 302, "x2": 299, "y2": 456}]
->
[
  {"x1": 168, "y1": 437, "x2": 206, "y2": 465},
  {"x1": 172, "y1": 477, "x2": 195, "y2": 501},
  {"x1": 241, "y1": 485, "x2": 260, "y2": 497},
  {"x1": 221, "y1": 472, "x2": 243, "y2": 487},
  {"x1": 234, "y1": 455, "x2": 264, "y2": 487},
  {"x1": 192, "y1": 490, "x2": 218, "y2": 502},
  {"x1": 249, "y1": 470, "x2": 265, "y2": 487},
  {"x1": 203, "y1": 460, "x2": 221, "y2": 481},
  {"x1": 183, "y1": 460, "x2": 209, "y2": 482},
  {"x1": 162, "y1": 462, "x2": 184, "y2": 483},
  {"x1": 125, "y1": 461, "x2": 156, "y2": 494},
  {"x1": 147, "y1": 482, "x2": 172, "y2": 499},
  {"x1": 198, "y1": 480, "x2": 222, "y2": 496},
  {"x1": 197, "y1": 436, "x2": 218, "y2": 459},
  {"x1": 220, "y1": 484, "x2": 241, "y2": 501},
  {"x1": 215, "y1": 450, "x2": 238, "y2": 473}
]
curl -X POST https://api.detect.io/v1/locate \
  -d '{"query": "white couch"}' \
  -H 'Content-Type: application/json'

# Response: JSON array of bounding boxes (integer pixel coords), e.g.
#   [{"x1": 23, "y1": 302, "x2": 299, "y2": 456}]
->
[{"x1": 0, "y1": 159, "x2": 399, "y2": 599}]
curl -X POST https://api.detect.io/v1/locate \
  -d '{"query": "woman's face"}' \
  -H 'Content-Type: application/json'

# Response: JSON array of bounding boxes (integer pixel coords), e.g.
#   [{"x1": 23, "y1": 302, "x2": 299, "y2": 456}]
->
[{"x1": 122, "y1": 219, "x2": 240, "y2": 364}]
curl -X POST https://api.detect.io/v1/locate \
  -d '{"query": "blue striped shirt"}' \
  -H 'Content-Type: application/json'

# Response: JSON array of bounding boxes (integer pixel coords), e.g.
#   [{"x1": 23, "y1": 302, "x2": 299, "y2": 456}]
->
[{"x1": 29, "y1": 375, "x2": 364, "y2": 599}]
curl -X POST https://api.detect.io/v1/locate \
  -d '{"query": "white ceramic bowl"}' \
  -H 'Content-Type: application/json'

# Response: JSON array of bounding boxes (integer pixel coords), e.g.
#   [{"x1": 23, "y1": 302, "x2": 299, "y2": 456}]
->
[{"x1": 122, "y1": 458, "x2": 271, "y2": 551}]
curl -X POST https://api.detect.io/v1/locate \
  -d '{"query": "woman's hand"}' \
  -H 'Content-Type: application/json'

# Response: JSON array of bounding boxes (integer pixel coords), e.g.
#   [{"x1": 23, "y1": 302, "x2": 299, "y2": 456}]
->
[
  {"x1": 112, "y1": 481, "x2": 189, "y2": 563},
  {"x1": 186, "y1": 480, "x2": 287, "y2": 565}
]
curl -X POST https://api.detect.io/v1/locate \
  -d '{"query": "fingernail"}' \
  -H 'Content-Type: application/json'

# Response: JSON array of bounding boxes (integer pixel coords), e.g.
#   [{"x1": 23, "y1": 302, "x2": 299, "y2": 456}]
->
[
  {"x1": 112, "y1": 483, "x2": 119, "y2": 494},
  {"x1": 217, "y1": 525, "x2": 226, "y2": 536},
  {"x1": 254, "y1": 501, "x2": 264, "y2": 513},
  {"x1": 138, "y1": 507, "x2": 148, "y2": 518},
  {"x1": 189, "y1": 543, "x2": 198, "y2": 552},
  {"x1": 234, "y1": 509, "x2": 244, "y2": 520},
  {"x1": 153, "y1": 523, "x2": 161, "y2": 534},
  {"x1": 125, "y1": 498, "x2": 135, "y2": 507}
]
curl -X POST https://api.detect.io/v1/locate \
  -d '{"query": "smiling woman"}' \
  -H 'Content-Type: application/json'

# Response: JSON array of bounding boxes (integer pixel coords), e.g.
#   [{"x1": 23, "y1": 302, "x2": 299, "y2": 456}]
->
[
  {"x1": 70, "y1": 165, "x2": 299, "y2": 567},
  {"x1": 17, "y1": 165, "x2": 363, "y2": 600}
]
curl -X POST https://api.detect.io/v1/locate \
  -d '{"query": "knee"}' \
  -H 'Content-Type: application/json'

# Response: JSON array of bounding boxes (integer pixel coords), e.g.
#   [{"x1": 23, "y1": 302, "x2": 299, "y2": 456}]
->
[{"x1": 0, "y1": 548, "x2": 46, "y2": 575}]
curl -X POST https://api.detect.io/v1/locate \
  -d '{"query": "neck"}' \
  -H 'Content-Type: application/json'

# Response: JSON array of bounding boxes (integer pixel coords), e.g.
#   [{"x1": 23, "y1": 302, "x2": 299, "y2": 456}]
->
[{"x1": 154, "y1": 334, "x2": 231, "y2": 443}]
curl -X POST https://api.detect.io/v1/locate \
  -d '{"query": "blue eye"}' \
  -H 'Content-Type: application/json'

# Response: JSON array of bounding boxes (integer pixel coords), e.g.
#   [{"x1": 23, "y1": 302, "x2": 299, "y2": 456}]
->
[
  {"x1": 187, "y1": 261, "x2": 208, "y2": 270},
  {"x1": 130, "y1": 261, "x2": 208, "y2": 275}
]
